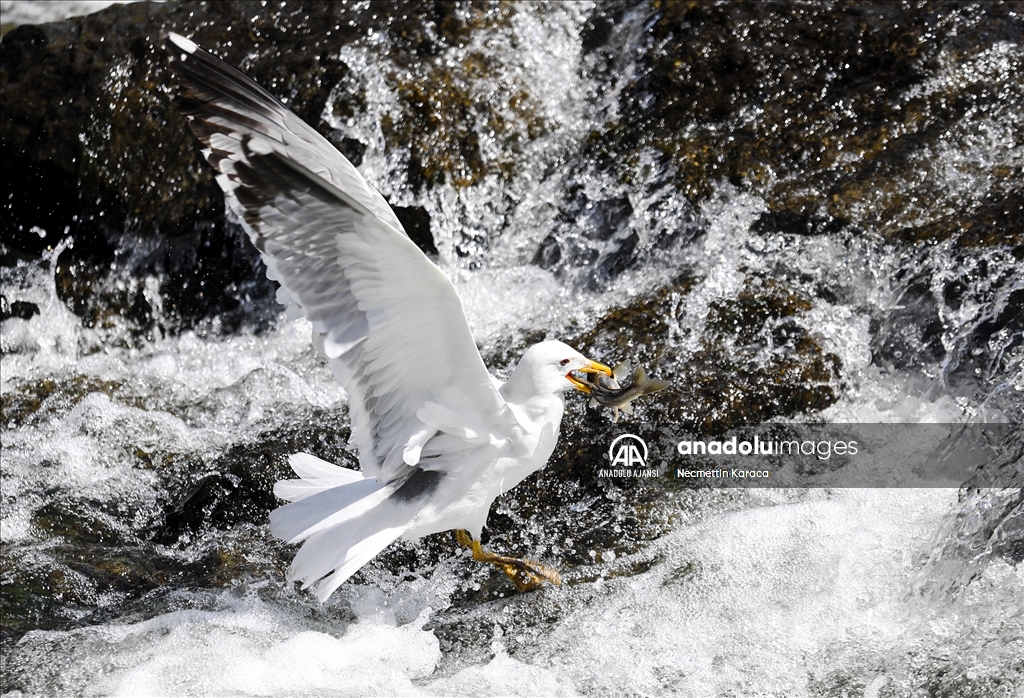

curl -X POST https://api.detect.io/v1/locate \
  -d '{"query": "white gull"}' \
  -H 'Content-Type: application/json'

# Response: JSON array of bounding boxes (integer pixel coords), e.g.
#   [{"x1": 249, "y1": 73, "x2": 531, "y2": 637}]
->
[{"x1": 165, "y1": 34, "x2": 612, "y2": 601}]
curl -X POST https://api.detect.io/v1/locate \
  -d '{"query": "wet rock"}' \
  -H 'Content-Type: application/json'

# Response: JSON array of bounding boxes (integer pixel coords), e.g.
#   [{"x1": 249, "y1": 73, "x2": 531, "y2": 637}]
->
[
  {"x1": 751, "y1": 210, "x2": 848, "y2": 238},
  {"x1": 0, "y1": 535, "x2": 292, "y2": 650},
  {"x1": 576, "y1": 196, "x2": 634, "y2": 243},
  {"x1": 1, "y1": 407, "x2": 361, "y2": 646},
  {"x1": 0, "y1": 553, "x2": 78, "y2": 645},
  {"x1": 942, "y1": 280, "x2": 1024, "y2": 398},
  {"x1": 0, "y1": 375, "x2": 127, "y2": 427},
  {"x1": 872, "y1": 275, "x2": 947, "y2": 371},
  {"x1": 868, "y1": 243, "x2": 1023, "y2": 397},
  {"x1": 59, "y1": 221, "x2": 280, "y2": 338},
  {"x1": 609, "y1": 1, "x2": 1023, "y2": 248},
  {"x1": 3, "y1": 1, "x2": 1020, "y2": 340},
  {"x1": 8, "y1": 401, "x2": 343, "y2": 610},
  {"x1": 532, "y1": 234, "x2": 563, "y2": 270},
  {"x1": 534, "y1": 191, "x2": 645, "y2": 289},
  {"x1": 684, "y1": 289, "x2": 840, "y2": 430},
  {"x1": 32, "y1": 497, "x2": 129, "y2": 547},
  {"x1": 566, "y1": 272, "x2": 841, "y2": 431},
  {"x1": 392, "y1": 205, "x2": 438, "y2": 257},
  {"x1": 158, "y1": 407, "x2": 355, "y2": 541},
  {"x1": 0, "y1": 295, "x2": 38, "y2": 321}
]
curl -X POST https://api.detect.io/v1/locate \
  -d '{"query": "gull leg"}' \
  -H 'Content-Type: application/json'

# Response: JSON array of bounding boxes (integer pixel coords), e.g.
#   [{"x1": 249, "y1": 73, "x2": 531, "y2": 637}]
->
[{"x1": 454, "y1": 529, "x2": 561, "y2": 592}]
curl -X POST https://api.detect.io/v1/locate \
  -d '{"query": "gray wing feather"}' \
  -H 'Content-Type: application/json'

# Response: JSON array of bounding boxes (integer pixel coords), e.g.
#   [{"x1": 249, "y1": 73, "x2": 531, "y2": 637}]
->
[{"x1": 167, "y1": 34, "x2": 515, "y2": 482}]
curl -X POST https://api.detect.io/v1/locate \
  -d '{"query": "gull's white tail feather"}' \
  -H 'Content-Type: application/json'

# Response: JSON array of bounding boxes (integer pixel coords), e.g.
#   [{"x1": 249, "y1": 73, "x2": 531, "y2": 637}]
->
[
  {"x1": 285, "y1": 495, "x2": 411, "y2": 598},
  {"x1": 289, "y1": 452, "x2": 363, "y2": 484},
  {"x1": 270, "y1": 478, "x2": 392, "y2": 544},
  {"x1": 273, "y1": 453, "x2": 363, "y2": 502},
  {"x1": 314, "y1": 526, "x2": 406, "y2": 602},
  {"x1": 270, "y1": 457, "x2": 414, "y2": 599}
]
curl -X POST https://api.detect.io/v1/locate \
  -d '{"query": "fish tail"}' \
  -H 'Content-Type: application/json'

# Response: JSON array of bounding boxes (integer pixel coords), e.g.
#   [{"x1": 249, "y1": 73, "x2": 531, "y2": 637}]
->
[
  {"x1": 634, "y1": 366, "x2": 670, "y2": 394},
  {"x1": 644, "y1": 379, "x2": 670, "y2": 394}
]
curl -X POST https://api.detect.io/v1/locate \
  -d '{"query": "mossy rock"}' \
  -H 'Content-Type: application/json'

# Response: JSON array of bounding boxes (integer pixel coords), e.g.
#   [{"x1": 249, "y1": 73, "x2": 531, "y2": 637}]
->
[
  {"x1": 566, "y1": 272, "x2": 840, "y2": 432},
  {"x1": 3, "y1": 1, "x2": 546, "y2": 333},
  {"x1": 0, "y1": 557, "x2": 72, "y2": 645},
  {"x1": 588, "y1": 1, "x2": 1023, "y2": 246},
  {"x1": 31, "y1": 497, "x2": 130, "y2": 547},
  {"x1": 0, "y1": 3, "x2": 545, "y2": 236},
  {"x1": 0, "y1": 375, "x2": 127, "y2": 426}
]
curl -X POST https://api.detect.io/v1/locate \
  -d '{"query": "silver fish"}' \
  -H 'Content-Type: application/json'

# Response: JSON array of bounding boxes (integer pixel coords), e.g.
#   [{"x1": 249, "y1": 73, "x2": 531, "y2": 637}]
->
[{"x1": 584, "y1": 360, "x2": 670, "y2": 422}]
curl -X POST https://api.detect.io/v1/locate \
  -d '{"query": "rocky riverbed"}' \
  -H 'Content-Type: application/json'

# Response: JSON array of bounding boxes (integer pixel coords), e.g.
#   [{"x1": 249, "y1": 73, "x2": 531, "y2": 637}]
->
[{"x1": 2, "y1": 2, "x2": 1021, "y2": 696}]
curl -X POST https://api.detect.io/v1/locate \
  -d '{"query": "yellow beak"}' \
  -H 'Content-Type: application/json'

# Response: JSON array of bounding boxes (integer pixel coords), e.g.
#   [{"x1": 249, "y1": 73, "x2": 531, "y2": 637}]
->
[{"x1": 567, "y1": 358, "x2": 613, "y2": 393}]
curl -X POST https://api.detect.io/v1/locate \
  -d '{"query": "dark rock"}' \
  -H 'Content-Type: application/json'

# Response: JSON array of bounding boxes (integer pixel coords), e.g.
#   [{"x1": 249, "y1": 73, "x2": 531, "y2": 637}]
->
[
  {"x1": 0, "y1": 296, "x2": 38, "y2": 321},
  {"x1": 331, "y1": 136, "x2": 366, "y2": 167},
  {"x1": 32, "y1": 498, "x2": 129, "y2": 547},
  {"x1": 594, "y1": 229, "x2": 640, "y2": 286},
  {"x1": 579, "y1": 196, "x2": 633, "y2": 243},
  {"x1": 532, "y1": 189, "x2": 644, "y2": 289},
  {"x1": 1, "y1": 406, "x2": 362, "y2": 647},
  {"x1": 944, "y1": 285, "x2": 1024, "y2": 398},
  {"x1": 872, "y1": 275, "x2": 947, "y2": 371},
  {"x1": 751, "y1": 210, "x2": 849, "y2": 238},
  {"x1": 579, "y1": 6, "x2": 618, "y2": 54},
  {"x1": 914, "y1": 485, "x2": 1024, "y2": 601},
  {"x1": 6, "y1": 1, "x2": 1015, "y2": 340},
  {"x1": 0, "y1": 553, "x2": 75, "y2": 644},
  {"x1": 533, "y1": 234, "x2": 562, "y2": 270},
  {"x1": 157, "y1": 407, "x2": 355, "y2": 542},
  {"x1": 599, "y1": 0, "x2": 1023, "y2": 246},
  {"x1": 568, "y1": 273, "x2": 841, "y2": 432},
  {"x1": 392, "y1": 205, "x2": 438, "y2": 257}
]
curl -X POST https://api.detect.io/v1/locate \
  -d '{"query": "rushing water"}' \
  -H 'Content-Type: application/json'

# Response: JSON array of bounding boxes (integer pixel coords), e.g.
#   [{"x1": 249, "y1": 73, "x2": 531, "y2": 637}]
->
[{"x1": 2, "y1": 2, "x2": 1022, "y2": 697}]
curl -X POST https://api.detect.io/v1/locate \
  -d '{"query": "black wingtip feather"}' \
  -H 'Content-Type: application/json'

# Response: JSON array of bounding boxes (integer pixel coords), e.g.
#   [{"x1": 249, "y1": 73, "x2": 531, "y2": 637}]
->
[{"x1": 165, "y1": 34, "x2": 284, "y2": 117}]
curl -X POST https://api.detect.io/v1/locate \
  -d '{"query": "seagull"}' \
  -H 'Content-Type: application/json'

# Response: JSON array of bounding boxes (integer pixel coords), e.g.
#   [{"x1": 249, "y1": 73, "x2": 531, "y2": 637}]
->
[{"x1": 165, "y1": 33, "x2": 612, "y2": 601}]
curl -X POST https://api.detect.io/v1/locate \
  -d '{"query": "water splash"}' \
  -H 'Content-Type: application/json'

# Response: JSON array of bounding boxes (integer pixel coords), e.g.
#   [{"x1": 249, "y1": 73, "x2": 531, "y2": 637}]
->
[{"x1": 2, "y1": 3, "x2": 1022, "y2": 696}]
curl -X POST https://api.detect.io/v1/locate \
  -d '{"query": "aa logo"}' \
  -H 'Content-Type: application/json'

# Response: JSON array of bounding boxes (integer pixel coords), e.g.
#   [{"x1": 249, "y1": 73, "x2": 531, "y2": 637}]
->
[{"x1": 608, "y1": 434, "x2": 648, "y2": 468}]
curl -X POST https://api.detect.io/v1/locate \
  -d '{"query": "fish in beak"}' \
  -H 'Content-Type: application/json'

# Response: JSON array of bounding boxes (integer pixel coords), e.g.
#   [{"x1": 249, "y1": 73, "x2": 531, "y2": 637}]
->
[
  {"x1": 583, "y1": 360, "x2": 671, "y2": 422},
  {"x1": 567, "y1": 358, "x2": 613, "y2": 393}
]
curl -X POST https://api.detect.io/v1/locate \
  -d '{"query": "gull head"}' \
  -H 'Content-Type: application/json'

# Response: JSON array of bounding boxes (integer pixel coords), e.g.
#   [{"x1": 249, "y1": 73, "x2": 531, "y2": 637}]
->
[{"x1": 516, "y1": 340, "x2": 613, "y2": 395}]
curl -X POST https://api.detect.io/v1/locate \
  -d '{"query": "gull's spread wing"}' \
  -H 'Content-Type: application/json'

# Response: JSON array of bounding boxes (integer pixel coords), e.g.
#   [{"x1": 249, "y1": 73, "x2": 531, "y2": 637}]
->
[{"x1": 166, "y1": 34, "x2": 516, "y2": 482}]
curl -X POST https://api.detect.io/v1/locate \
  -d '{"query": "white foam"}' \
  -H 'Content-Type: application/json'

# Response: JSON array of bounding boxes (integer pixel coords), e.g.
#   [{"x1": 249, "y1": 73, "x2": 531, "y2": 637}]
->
[
  {"x1": 0, "y1": 1, "x2": 135, "y2": 27},
  {"x1": 531, "y1": 489, "x2": 975, "y2": 696},
  {"x1": 3, "y1": 5, "x2": 1021, "y2": 696},
  {"x1": 7, "y1": 593, "x2": 438, "y2": 697},
  {"x1": 432, "y1": 646, "x2": 578, "y2": 697}
]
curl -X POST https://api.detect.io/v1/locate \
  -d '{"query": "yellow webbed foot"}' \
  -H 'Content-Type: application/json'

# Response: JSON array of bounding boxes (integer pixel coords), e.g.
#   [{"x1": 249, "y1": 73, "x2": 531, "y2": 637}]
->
[{"x1": 454, "y1": 529, "x2": 561, "y2": 591}]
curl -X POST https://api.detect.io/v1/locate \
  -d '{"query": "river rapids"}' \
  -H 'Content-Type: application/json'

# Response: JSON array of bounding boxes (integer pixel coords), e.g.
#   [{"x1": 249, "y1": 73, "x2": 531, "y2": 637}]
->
[{"x1": 1, "y1": 2, "x2": 1021, "y2": 696}]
